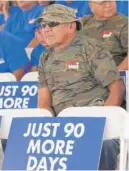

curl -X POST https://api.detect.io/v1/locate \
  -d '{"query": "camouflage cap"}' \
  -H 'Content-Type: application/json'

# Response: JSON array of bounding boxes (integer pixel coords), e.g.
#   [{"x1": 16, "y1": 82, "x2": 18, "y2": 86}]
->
[{"x1": 36, "y1": 4, "x2": 81, "y2": 24}]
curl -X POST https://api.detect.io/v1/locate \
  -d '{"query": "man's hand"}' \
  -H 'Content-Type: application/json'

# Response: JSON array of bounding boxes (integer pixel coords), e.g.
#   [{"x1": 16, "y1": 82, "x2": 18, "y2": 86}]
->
[
  {"x1": 38, "y1": 87, "x2": 55, "y2": 116},
  {"x1": 117, "y1": 56, "x2": 128, "y2": 71},
  {"x1": 104, "y1": 80, "x2": 125, "y2": 106}
]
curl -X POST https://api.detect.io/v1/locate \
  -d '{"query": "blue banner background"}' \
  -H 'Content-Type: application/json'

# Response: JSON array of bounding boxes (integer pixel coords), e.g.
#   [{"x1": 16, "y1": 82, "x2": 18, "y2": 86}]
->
[{"x1": 3, "y1": 117, "x2": 105, "y2": 170}]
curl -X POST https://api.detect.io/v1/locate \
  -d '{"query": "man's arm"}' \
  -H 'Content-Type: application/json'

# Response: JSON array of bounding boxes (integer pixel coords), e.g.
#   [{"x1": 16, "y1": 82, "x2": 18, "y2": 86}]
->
[
  {"x1": 85, "y1": 38, "x2": 126, "y2": 107},
  {"x1": 117, "y1": 56, "x2": 128, "y2": 70},
  {"x1": 27, "y1": 38, "x2": 39, "y2": 48},
  {"x1": 38, "y1": 87, "x2": 55, "y2": 116},
  {"x1": 119, "y1": 22, "x2": 128, "y2": 70},
  {"x1": 104, "y1": 80, "x2": 125, "y2": 106},
  {"x1": 13, "y1": 67, "x2": 25, "y2": 81},
  {"x1": 30, "y1": 66, "x2": 38, "y2": 72}
]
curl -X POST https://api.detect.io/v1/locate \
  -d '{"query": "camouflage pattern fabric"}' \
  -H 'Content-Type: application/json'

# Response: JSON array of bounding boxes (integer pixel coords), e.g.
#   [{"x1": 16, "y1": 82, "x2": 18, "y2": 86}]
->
[
  {"x1": 36, "y1": 4, "x2": 80, "y2": 24},
  {"x1": 38, "y1": 32, "x2": 121, "y2": 115},
  {"x1": 80, "y1": 13, "x2": 128, "y2": 66}
]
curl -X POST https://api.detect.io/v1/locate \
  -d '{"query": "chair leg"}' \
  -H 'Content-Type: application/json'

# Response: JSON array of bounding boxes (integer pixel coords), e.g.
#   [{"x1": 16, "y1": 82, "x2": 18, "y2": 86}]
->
[
  {"x1": 119, "y1": 139, "x2": 125, "y2": 170},
  {"x1": 123, "y1": 141, "x2": 128, "y2": 170},
  {"x1": 127, "y1": 141, "x2": 129, "y2": 170}
]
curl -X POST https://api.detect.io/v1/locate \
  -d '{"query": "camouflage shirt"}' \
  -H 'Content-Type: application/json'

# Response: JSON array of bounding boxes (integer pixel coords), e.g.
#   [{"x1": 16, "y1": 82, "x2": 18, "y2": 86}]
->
[
  {"x1": 81, "y1": 13, "x2": 128, "y2": 66},
  {"x1": 38, "y1": 32, "x2": 121, "y2": 115}
]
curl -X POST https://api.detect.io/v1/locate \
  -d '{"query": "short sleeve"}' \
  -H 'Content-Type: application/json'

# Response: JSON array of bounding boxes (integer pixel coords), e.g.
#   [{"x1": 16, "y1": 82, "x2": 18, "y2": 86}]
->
[
  {"x1": 38, "y1": 50, "x2": 49, "y2": 88},
  {"x1": 120, "y1": 23, "x2": 128, "y2": 53},
  {"x1": 86, "y1": 39, "x2": 121, "y2": 87}
]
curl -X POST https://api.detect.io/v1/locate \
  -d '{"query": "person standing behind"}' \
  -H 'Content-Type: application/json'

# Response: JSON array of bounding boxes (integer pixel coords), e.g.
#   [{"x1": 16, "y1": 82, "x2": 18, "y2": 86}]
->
[
  {"x1": 0, "y1": 30, "x2": 29, "y2": 80},
  {"x1": 4, "y1": 1, "x2": 45, "y2": 47},
  {"x1": 0, "y1": 1, "x2": 20, "y2": 30},
  {"x1": 30, "y1": 21, "x2": 49, "y2": 71},
  {"x1": 55, "y1": 0, "x2": 92, "y2": 17}
]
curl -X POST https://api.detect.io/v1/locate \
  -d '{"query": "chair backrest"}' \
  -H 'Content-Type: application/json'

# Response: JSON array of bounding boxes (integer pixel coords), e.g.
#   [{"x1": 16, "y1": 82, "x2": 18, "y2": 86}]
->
[
  {"x1": 0, "y1": 108, "x2": 52, "y2": 139},
  {"x1": 124, "y1": 114, "x2": 129, "y2": 140},
  {"x1": 125, "y1": 70, "x2": 129, "y2": 112},
  {"x1": 58, "y1": 106, "x2": 128, "y2": 140},
  {"x1": 0, "y1": 73, "x2": 16, "y2": 82},
  {"x1": 21, "y1": 72, "x2": 38, "y2": 81},
  {"x1": 120, "y1": 70, "x2": 128, "y2": 111}
]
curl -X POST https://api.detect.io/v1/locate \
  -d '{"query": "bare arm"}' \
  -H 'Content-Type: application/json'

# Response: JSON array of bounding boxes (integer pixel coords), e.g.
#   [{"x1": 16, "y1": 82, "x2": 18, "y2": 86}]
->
[
  {"x1": 30, "y1": 66, "x2": 38, "y2": 72},
  {"x1": 13, "y1": 67, "x2": 25, "y2": 81},
  {"x1": 104, "y1": 80, "x2": 125, "y2": 106},
  {"x1": 27, "y1": 38, "x2": 39, "y2": 48},
  {"x1": 117, "y1": 56, "x2": 128, "y2": 70},
  {"x1": 38, "y1": 87, "x2": 55, "y2": 115},
  {"x1": 0, "y1": 25, "x2": 4, "y2": 31}
]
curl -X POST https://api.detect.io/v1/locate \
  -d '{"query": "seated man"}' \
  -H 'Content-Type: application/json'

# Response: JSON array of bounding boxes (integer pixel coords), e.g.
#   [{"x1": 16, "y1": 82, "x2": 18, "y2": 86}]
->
[
  {"x1": 0, "y1": 30, "x2": 29, "y2": 80},
  {"x1": 37, "y1": 4, "x2": 125, "y2": 170},
  {"x1": 81, "y1": 0, "x2": 128, "y2": 70},
  {"x1": 4, "y1": 1, "x2": 46, "y2": 47}
]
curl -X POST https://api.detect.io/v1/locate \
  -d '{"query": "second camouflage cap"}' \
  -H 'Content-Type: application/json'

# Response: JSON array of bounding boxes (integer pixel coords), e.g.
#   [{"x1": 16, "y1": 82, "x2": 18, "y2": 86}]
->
[{"x1": 36, "y1": 4, "x2": 80, "y2": 24}]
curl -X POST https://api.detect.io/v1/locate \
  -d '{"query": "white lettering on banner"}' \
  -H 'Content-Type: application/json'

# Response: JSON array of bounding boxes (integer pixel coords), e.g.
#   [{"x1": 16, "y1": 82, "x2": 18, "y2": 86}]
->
[
  {"x1": 64, "y1": 123, "x2": 85, "y2": 138},
  {"x1": 23, "y1": 123, "x2": 60, "y2": 137},
  {"x1": 0, "y1": 86, "x2": 19, "y2": 96},
  {"x1": 0, "y1": 84, "x2": 38, "y2": 109},
  {"x1": 25, "y1": 123, "x2": 85, "y2": 170},
  {"x1": 21, "y1": 85, "x2": 37, "y2": 96},
  {"x1": 27, "y1": 139, "x2": 74, "y2": 155},
  {"x1": 0, "y1": 98, "x2": 29, "y2": 108},
  {"x1": 26, "y1": 156, "x2": 67, "y2": 171}
]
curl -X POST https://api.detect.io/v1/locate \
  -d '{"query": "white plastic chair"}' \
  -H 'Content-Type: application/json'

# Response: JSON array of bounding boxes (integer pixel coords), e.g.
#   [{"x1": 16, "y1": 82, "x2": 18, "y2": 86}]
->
[
  {"x1": 21, "y1": 72, "x2": 38, "y2": 81},
  {"x1": 124, "y1": 114, "x2": 129, "y2": 170},
  {"x1": 0, "y1": 108, "x2": 52, "y2": 140},
  {"x1": 119, "y1": 70, "x2": 128, "y2": 112},
  {"x1": 0, "y1": 73, "x2": 16, "y2": 155},
  {"x1": 125, "y1": 70, "x2": 129, "y2": 112},
  {"x1": 0, "y1": 112, "x2": 4, "y2": 151},
  {"x1": 0, "y1": 73, "x2": 16, "y2": 82},
  {"x1": 58, "y1": 106, "x2": 128, "y2": 170}
]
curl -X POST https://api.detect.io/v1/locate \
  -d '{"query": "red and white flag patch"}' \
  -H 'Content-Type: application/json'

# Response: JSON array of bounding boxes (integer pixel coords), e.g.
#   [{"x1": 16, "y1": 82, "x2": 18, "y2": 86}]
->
[
  {"x1": 29, "y1": 18, "x2": 36, "y2": 24},
  {"x1": 101, "y1": 30, "x2": 112, "y2": 38}
]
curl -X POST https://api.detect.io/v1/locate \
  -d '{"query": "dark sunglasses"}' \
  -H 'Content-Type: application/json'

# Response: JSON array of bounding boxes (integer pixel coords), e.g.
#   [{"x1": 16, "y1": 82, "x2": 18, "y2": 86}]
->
[{"x1": 34, "y1": 21, "x2": 60, "y2": 31}]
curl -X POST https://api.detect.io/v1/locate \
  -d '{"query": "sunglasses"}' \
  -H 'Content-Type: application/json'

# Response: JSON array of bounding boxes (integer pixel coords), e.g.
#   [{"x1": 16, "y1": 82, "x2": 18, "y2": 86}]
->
[{"x1": 34, "y1": 21, "x2": 60, "y2": 31}]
